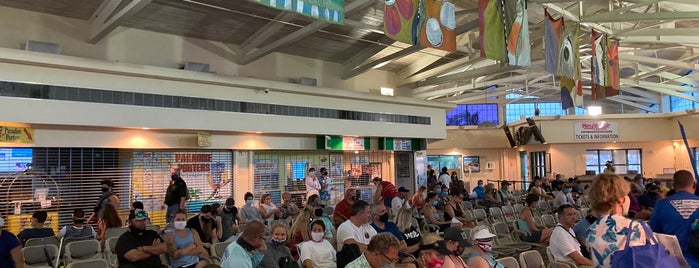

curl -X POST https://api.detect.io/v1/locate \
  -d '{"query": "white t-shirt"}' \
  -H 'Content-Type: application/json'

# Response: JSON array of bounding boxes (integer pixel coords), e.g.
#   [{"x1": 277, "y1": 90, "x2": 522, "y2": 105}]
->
[
  {"x1": 550, "y1": 224, "x2": 581, "y2": 264},
  {"x1": 439, "y1": 174, "x2": 451, "y2": 188},
  {"x1": 306, "y1": 175, "x2": 320, "y2": 197},
  {"x1": 299, "y1": 239, "x2": 337, "y2": 268},
  {"x1": 336, "y1": 220, "x2": 377, "y2": 250},
  {"x1": 391, "y1": 196, "x2": 411, "y2": 215},
  {"x1": 553, "y1": 191, "x2": 575, "y2": 208}
]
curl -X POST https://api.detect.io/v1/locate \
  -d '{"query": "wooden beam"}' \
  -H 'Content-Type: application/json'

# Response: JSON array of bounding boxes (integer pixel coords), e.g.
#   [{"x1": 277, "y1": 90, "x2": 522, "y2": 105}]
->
[
  {"x1": 240, "y1": 11, "x2": 297, "y2": 53},
  {"x1": 89, "y1": 0, "x2": 152, "y2": 44},
  {"x1": 240, "y1": 0, "x2": 374, "y2": 65}
]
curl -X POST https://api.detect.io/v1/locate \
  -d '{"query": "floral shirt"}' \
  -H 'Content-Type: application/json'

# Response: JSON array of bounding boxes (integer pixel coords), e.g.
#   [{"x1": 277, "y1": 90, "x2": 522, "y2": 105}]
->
[
  {"x1": 586, "y1": 214, "x2": 648, "y2": 268},
  {"x1": 345, "y1": 253, "x2": 372, "y2": 268}
]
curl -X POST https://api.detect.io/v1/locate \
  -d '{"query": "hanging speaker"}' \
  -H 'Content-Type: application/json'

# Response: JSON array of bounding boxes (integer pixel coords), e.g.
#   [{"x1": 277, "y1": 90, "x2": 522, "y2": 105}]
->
[
  {"x1": 503, "y1": 125, "x2": 516, "y2": 148},
  {"x1": 526, "y1": 117, "x2": 547, "y2": 144}
]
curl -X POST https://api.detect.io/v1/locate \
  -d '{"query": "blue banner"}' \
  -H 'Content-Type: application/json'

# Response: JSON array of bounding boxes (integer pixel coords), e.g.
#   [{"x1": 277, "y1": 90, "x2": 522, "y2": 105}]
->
[{"x1": 679, "y1": 122, "x2": 699, "y2": 194}]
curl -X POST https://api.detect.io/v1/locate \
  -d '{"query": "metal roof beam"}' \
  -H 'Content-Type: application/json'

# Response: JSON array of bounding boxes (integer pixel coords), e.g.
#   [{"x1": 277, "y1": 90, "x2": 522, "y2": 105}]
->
[
  {"x1": 607, "y1": 97, "x2": 658, "y2": 113},
  {"x1": 621, "y1": 79, "x2": 699, "y2": 103},
  {"x1": 240, "y1": 11, "x2": 298, "y2": 53},
  {"x1": 89, "y1": 0, "x2": 152, "y2": 44},
  {"x1": 582, "y1": 11, "x2": 699, "y2": 23},
  {"x1": 620, "y1": 54, "x2": 699, "y2": 72},
  {"x1": 341, "y1": 45, "x2": 422, "y2": 79},
  {"x1": 540, "y1": 2, "x2": 613, "y2": 35}
]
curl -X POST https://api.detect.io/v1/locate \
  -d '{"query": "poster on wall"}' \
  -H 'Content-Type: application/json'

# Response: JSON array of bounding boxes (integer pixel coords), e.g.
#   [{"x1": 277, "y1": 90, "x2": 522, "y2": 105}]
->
[
  {"x1": 574, "y1": 121, "x2": 619, "y2": 141},
  {"x1": 131, "y1": 151, "x2": 232, "y2": 212},
  {"x1": 253, "y1": 159, "x2": 280, "y2": 191},
  {"x1": 329, "y1": 153, "x2": 343, "y2": 178},
  {"x1": 463, "y1": 156, "x2": 480, "y2": 173}
]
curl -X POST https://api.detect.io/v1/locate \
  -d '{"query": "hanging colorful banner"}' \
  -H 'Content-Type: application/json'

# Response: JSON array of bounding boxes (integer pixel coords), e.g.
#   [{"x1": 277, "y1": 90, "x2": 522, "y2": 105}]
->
[
  {"x1": 506, "y1": 0, "x2": 530, "y2": 66},
  {"x1": 481, "y1": 0, "x2": 505, "y2": 60},
  {"x1": 383, "y1": 0, "x2": 421, "y2": 45},
  {"x1": 557, "y1": 25, "x2": 580, "y2": 80},
  {"x1": 0, "y1": 126, "x2": 34, "y2": 144},
  {"x1": 544, "y1": 9, "x2": 564, "y2": 74},
  {"x1": 591, "y1": 30, "x2": 619, "y2": 100},
  {"x1": 250, "y1": 0, "x2": 344, "y2": 24},
  {"x1": 561, "y1": 77, "x2": 583, "y2": 109},
  {"x1": 419, "y1": 0, "x2": 456, "y2": 52}
]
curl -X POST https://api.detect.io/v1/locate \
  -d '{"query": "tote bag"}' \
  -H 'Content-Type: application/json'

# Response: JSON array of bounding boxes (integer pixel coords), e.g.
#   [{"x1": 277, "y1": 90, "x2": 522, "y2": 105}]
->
[{"x1": 610, "y1": 220, "x2": 681, "y2": 268}]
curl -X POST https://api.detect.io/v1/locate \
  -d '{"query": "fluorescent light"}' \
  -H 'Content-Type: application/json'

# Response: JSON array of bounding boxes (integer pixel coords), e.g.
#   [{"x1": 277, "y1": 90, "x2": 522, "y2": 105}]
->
[
  {"x1": 141, "y1": 127, "x2": 150, "y2": 130},
  {"x1": 587, "y1": 105, "x2": 602, "y2": 116},
  {"x1": 380, "y1": 87, "x2": 394, "y2": 96}
]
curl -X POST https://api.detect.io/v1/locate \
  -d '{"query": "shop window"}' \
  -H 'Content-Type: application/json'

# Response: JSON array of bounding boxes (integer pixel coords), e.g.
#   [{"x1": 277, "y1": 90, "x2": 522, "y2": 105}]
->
[
  {"x1": 505, "y1": 102, "x2": 565, "y2": 123},
  {"x1": 530, "y1": 151, "x2": 548, "y2": 178},
  {"x1": 586, "y1": 149, "x2": 642, "y2": 175}
]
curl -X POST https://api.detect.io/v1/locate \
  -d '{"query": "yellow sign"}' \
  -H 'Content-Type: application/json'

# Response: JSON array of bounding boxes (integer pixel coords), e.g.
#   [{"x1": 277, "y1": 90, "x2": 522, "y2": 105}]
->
[
  {"x1": 6, "y1": 212, "x2": 59, "y2": 234},
  {"x1": 197, "y1": 132, "x2": 211, "y2": 147},
  {"x1": 0, "y1": 126, "x2": 34, "y2": 144}
]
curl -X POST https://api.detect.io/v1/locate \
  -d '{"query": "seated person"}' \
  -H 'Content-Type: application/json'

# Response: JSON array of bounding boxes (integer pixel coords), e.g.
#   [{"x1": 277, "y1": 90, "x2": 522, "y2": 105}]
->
[
  {"x1": 553, "y1": 184, "x2": 576, "y2": 208},
  {"x1": 436, "y1": 227, "x2": 469, "y2": 267},
  {"x1": 299, "y1": 220, "x2": 337, "y2": 268},
  {"x1": 259, "y1": 222, "x2": 294, "y2": 268},
  {"x1": 550, "y1": 204, "x2": 593, "y2": 266},
  {"x1": 517, "y1": 194, "x2": 552, "y2": 243},
  {"x1": 345, "y1": 233, "x2": 403, "y2": 268},
  {"x1": 444, "y1": 191, "x2": 475, "y2": 227},
  {"x1": 395, "y1": 208, "x2": 421, "y2": 257},
  {"x1": 58, "y1": 208, "x2": 96, "y2": 238},
  {"x1": 165, "y1": 209, "x2": 209, "y2": 268},
  {"x1": 311, "y1": 201, "x2": 336, "y2": 240},
  {"x1": 17, "y1": 210, "x2": 55, "y2": 245},
  {"x1": 288, "y1": 207, "x2": 312, "y2": 260},
  {"x1": 337, "y1": 200, "x2": 377, "y2": 252},
  {"x1": 0, "y1": 214, "x2": 23, "y2": 268},
  {"x1": 334, "y1": 189, "x2": 359, "y2": 227},
  {"x1": 467, "y1": 227, "x2": 504, "y2": 268},
  {"x1": 421, "y1": 192, "x2": 450, "y2": 232},
  {"x1": 211, "y1": 204, "x2": 235, "y2": 243},
  {"x1": 572, "y1": 209, "x2": 597, "y2": 254},
  {"x1": 240, "y1": 192, "x2": 264, "y2": 223},
  {"x1": 483, "y1": 183, "x2": 503, "y2": 209},
  {"x1": 116, "y1": 209, "x2": 168, "y2": 268},
  {"x1": 186, "y1": 205, "x2": 218, "y2": 250},
  {"x1": 370, "y1": 204, "x2": 415, "y2": 265}
]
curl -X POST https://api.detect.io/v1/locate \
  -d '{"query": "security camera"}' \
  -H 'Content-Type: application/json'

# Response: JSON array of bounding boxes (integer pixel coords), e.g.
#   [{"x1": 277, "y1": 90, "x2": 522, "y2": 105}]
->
[{"x1": 264, "y1": 88, "x2": 270, "y2": 94}]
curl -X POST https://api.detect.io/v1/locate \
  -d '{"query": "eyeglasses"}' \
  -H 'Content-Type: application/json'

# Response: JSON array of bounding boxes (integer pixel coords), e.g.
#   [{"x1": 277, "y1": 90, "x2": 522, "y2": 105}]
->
[{"x1": 379, "y1": 252, "x2": 399, "y2": 264}]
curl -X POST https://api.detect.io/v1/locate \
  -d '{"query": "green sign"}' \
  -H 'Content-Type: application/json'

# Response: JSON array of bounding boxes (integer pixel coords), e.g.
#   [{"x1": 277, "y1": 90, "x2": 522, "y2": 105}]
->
[
  {"x1": 316, "y1": 136, "x2": 371, "y2": 150},
  {"x1": 250, "y1": 0, "x2": 344, "y2": 24},
  {"x1": 379, "y1": 138, "x2": 425, "y2": 151}
]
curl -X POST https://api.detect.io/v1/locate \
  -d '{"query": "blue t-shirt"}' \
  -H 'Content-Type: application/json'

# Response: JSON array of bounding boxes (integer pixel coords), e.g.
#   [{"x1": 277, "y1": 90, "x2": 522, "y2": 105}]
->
[
  {"x1": 370, "y1": 222, "x2": 404, "y2": 241},
  {"x1": 649, "y1": 191, "x2": 699, "y2": 268},
  {"x1": 473, "y1": 186, "x2": 485, "y2": 199},
  {"x1": 0, "y1": 230, "x2": 21, "y2": 268}
]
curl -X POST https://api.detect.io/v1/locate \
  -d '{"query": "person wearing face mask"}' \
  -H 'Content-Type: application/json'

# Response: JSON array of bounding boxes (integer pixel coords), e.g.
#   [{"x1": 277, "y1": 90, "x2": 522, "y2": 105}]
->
[
  {"x1": 450, "y1": 172, "x2": 465, "y2": 195},
  {"x1": 299, "y1": 220, "x2": 337, "y2": 268},
  {"x1": 259, "y1": 222, "x2": 293, "y2": 268},
  {"x1": 311, "y1": 202, "x2": 336, "y2": 241},
  {"x1": 116, "y1": 209, "x2": 168, "y2": 268},
  {"x1": 334, "y1": 188, "x2": 359, "y2": 227},
  {"x1": 221, "y1": 221, "x2": 268, "y2": 268},
  {"x1": 211, "y1": 204, "x2": 235, "y2": 243},
  {"x1": 0, "y1": 214, "x2": 23, "y2": 268},
  {"x1": 241, "y1": 192, "x2": 265, "y2": 224},
  {"x1": 370, "y1": 204, "x2": 407, "y2": 251},
  {"x1": 421, "y1": 192, "x2": 450, "y2": 232},
  {"x1": 418, "y1": 233, "x2": 445, "y2": 268},
  {"x1": 650, "y1": 170, "x2": 699, "y2": 268},
  {"x1": 163, "y1": 166, "x2": 188, "y2": 224},
  {"x1": 278, "y1": 192, "x2": 300, "y2": 222},
  {"x1": 473, "y1": 180, "x2": 485, "y2": 200},
  {"x1": 498, "y1": 181, "x2": 515, "y2": 206},
  {"x1": 466, "y1": 227, "x2": 504, "y2": 268},
  {"x1": 438, "y1": 167, "x2": 452, "y2": 189},
  {"x1": 586, "y1": 173, "x2": 651, "y2": 267},
  {"x1": 306, "y1": 167, "x2": 321, "y2": 198},
  {"x1": 553, "y1": 183, "x2": 576, "y2": 208},
  {"x1": 391, "y1": 187, "x2": 412, "y2": 216},
  {"x1": 89, "y1": 178, "x2": 120, "y2": 223},
  {"x1": 437, "y1": 227, "x2": 470, "y2": 268},
  {"x1": 165, "y1": 209, "x2": 209, "y2": 268},
  {"x1": 410, "y1": 186, "x2": 427, "y2": 211},
  {"x1": 346, "y1": 233, "x2": 402, "y2": 268},
  {"x1": 186, "y1": 205, "x2": 218, "y2": 250}
]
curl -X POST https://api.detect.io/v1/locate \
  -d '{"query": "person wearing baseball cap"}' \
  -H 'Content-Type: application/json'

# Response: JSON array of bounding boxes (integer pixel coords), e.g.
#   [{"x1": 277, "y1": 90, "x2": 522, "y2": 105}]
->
[
  {"x1": 391, "y1": 186, "x2": 412, "y2": 215},
  {"x1": 437, "y1": 227, "x2": 470, "y2": 267},
  {"x1": 221, "y1": 220, "x2": 267, "y2": 268},
  {"x1": 116, "y1": 209, "x2": 167, "y2": 268},
  {"x1": 466, "y1": 226, "x2": 504, "y2": 268},
  {"x1": 0, "y1": 214, "x2": 23, "y2": 268}
]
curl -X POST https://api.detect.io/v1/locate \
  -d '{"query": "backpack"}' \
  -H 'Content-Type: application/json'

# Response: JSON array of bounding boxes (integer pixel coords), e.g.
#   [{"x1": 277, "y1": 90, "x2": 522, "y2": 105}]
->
[
  {"x1": 610, "y1": 220, "x2": 681, "y2": 268},
  {"x1": 278, "y1": 256, "x2": 300, "y2": 268}
]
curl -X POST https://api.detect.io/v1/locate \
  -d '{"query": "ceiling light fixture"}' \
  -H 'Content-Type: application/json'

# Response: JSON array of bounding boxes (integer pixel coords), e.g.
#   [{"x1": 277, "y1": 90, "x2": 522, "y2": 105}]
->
[
  {"x1": 587, "y1": 105, "x2": 602, "y2": 116},
  {"x1": 380, "y1": 87, "x2": 394, "y2": 96}
]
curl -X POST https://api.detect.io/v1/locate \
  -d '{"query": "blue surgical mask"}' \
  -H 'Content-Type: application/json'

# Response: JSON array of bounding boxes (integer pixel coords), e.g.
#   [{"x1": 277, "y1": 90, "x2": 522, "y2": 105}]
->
[
  {"x1": 436, "y1": 189, "x2": 442, "y2": 194},
  {"x1": 246, "y1": 200, "x2": 254, "y2": 206},
  {"x1": 251, "y1": 250, "x2": 264, "y2": 267},
  {"x1": 442, "y1": 191, "x2": 448, "y2": 196},
  {"x1": 432, "y1": 200, "x2": 439, "y2": 206},
  {"x1": 563, "y1": 188, "x2": 571, "y2": 194}
]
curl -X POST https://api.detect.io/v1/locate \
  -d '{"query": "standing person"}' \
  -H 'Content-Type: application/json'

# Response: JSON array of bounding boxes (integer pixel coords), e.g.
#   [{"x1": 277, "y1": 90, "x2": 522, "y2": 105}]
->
[
  {"x1": 259, "y1": 222, "x2": 294, "y2": 268},
  {"x1": 305, "y1": 167, "x2": 321, "y2": 198},
  {"x1": 333, "y1": 188, "x2": 358, "y2": 227},
  {"x1": 372, "y1": 177, "x2": 398, "y2": 208},
  {"x1": 650, "y1": 170, "x2": 699, "y2": 267},
  {"x1": 258, "y1": 193, "x2": 279, "y2": 225},
  {"x1": 165, "y1": 209, "x2": 208, "y2": 268},
  {"x1": 299, "y1": 220, "x2": 337, "y2": 268},
  {"x1": 241, "y1": 192, "x2": 264, "y2": 223},
  {"x1": 438, "y1": 167, "x2": 451, "y2": 189},
  {"x1": 410, "y1": 186, "x2": 427, "y2": 211},
  {"x1": 450, "y1": 172, "x2": 464, "y2": 194},
  {"x1": 221, "y1": 221, "x2": 267, "y2": 268},
  {"x1": 164, "y1": 166, "x2": 188, "y2": 224},
  {"x1": 427, "y1": 165, "x2": 437, "y2": 189},
  {"x1": 319, "y1": 167, "x2": 332, "y2": 201},
  {"x1": 391, "y1": 187, "x2": 411, "y2": 215},
  {"x1": 57, "y1": 208, "x2": 96, "y2": 238},
  {"x1": 603, "y1": 161, "x2": 615, "y2": 174},
  {"x1": 89, "y1": 178, "x2": 120, "y2": 223},
  {"x1": 278, "y1": 192, "x2": 300, "y2": 222},
  {"x1": 186, "y1": 205, "x2": 218, "y2": 250},
  {"x1": 0, "y1": 215, "x2": 23, "y2": 268},
  {"x1": 97, "y1": 204, "x2": 123, "y2": 241},
  {"x1": 116, "y1": 209, "x2": 168, "y2": 268},
  {"x1": 586, "y1": 174, "x2": 649, "y2": 268},
  {"x1": 550, "y1": 204, "x2": 593, "y2": 266},
  {"x1": 345, "y1": 233, "x2": 401, "y2": 268},
  {"x1": 17, "y1": 210, "x2": 54, "y2": 245}
]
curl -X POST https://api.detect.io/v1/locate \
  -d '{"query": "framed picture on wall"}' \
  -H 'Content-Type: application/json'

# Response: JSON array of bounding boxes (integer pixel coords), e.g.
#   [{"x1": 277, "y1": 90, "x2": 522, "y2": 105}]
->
[{"x1": 463, "y1": 156, "x2": 480, "y2": 173}]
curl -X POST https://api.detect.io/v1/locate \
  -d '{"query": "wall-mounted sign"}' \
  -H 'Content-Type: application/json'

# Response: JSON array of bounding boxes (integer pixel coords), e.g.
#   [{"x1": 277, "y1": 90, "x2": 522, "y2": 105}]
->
[
  {"x1": 378, "y1": 138, "x2": 425, "y2": 151},
  {"x1": 0, "y1": 126, "x2": 34, "y2": 144},
  {"x1": 197, "y1": 132, "x2": 211, "y2": 147},
  {"x1": 343, "y1": 137, "x2": 366, "y2": 150},
  {"x1": 574, "y1": 121, "x2": 619, "y2": 141}
]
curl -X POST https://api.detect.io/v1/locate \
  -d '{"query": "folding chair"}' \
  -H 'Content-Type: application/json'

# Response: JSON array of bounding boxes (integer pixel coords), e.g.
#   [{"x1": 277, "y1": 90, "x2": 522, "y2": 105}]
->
[
  {"x1": 541, "y1": 214, "x2": 557, "y2": 229},
  {"x1": 502, "y1": 205, "x2": 517, "y2": 222},
  {"x1": 146, "y1": 224, "x2": 161, "y2": 234},
  {"x1": 548, "y1": 262, "x2": 574, "y2": 268},
  {"x1": 25, "y1": 236, "x2": 60, "y2": 247},
  {"x1": 546, "y1": 246, "x2": 554, "y2": 263},
  {"x1": 462, "y1": 201, "x2": 474, "y2": 211},
  {"x1": 491, "y1": 222, "x2": 532, "y2": 252},
  {"x1": 23, "y1": 244, "x2": 58, "y2": 268},
  {"x1": 65, "y1": 259, "x2": 109, "y2": 268},
  {"x1": 104, "y1": 227, "x2": 128, "y2": 240},
  {"x1": 210, "y1": 241, "x2": 232, "y2": 265},
  {"x1": 473, "y1": 209, "x2": 489, "y2": 226},
  {"x1": 497, "y1": 256, "x2": 521, "y2": 268},
  {"x1": 519, "y1": 250, "x2": 545, "y2": 268},
  {"x1": 514, "y1": 204, "x2": 525, "y2": 214},
  {"x1": 64, "y1": 239, "x2": 101, "y2": 266},
  {"x1": 489, "y1": 207, "x2": 506, "y2": 223},
  {"x1": 103, "y1": 237, "x2": 119, "y2": 268}
]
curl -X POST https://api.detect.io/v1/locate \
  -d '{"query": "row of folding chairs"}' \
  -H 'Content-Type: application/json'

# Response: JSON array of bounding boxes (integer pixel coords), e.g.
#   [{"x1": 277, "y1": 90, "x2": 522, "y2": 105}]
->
[{"x1": 23, "y1": 238, "x2": 102, "y2": 268}]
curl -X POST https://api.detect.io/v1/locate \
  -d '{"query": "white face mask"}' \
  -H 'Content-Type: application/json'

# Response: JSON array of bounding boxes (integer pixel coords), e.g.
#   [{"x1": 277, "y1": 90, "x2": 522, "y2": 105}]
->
[
  {"x1": 477, "y1": 240, "x2": 493, "y2": 252},
  {"x1": 174, "y1": 221, "x2": 187, "y2": 230},
  {"x1": 621, "y1": 196, "x2": 630, "y2": 216},
  {"x1": 311, "y1": 231, "x2": 325, "y2": 242}
]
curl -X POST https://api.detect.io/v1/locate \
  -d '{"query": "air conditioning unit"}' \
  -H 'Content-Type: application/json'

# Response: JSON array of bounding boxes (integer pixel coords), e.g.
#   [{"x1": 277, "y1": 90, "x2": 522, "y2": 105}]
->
[
  {"x1": 181, "y1": 61, "x2": 210, "y2": 73},
  {"x1": 299, "y1": 77, "x2": 317, "y2": 86},
  {"x1": 25, "y1": 40, "x2": 61, "y2": 54}
]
